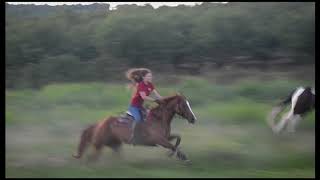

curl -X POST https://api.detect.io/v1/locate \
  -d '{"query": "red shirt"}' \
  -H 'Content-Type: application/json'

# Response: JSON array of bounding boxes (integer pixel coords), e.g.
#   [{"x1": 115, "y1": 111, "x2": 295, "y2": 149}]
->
[{"x1": 131, "y1": 81, "x2": 155, "y2": 108}]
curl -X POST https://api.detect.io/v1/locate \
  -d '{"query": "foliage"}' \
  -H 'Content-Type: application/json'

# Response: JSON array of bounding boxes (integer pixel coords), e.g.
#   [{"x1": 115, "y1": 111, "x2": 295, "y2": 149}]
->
[{"x1": 5, "y1": 2, "x2": 315, "y2": 89}]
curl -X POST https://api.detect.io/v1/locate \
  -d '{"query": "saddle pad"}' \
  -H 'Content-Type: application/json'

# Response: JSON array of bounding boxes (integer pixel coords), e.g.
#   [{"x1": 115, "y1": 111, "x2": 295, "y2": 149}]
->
[{"x1": 112, "y1": 115, "x2": 133, "y2": 127}]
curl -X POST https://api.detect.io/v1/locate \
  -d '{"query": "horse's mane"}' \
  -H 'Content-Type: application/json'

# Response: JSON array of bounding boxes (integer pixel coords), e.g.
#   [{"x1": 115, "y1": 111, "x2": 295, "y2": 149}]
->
[
  {"x1": 147, "y1": 94, "x2": 182, "y2": 122},
  {"x1": 162, "y1": 94, "x2": 181, "y2": 103},
  {"x1": 150, "y1": 94, "x2": 180, "y2": 109}
]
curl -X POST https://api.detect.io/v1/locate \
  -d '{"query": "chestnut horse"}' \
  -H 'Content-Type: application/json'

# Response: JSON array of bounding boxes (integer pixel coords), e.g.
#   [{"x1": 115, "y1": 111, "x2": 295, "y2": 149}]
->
[{"x1": 72, "y1": 94, "x2": 197, "y2": 162}]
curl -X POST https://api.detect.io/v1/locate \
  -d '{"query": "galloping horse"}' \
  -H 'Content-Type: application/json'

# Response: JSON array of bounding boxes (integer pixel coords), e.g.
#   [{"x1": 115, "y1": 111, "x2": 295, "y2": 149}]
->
[
  {"x1": 72, "y1": 94, "x2": 197, "y2": 162},
  {"x1": 267, "y1": 86, "x2": 315, "y2": 133}
]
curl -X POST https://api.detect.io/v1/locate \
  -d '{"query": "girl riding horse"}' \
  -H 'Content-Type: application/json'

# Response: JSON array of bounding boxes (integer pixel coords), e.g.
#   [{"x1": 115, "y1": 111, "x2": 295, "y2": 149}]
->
[
  {"x1": 72, "y1": 94, "x2": 197, "y2": 162},
  {"x1": 126, "y1": 68, "x2": 163, "y2": 143}
]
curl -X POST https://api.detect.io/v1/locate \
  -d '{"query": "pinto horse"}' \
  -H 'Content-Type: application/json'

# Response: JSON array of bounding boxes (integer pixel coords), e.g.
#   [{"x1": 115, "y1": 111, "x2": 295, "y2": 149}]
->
[
  {"x1": 72, "y1": 94, "x2": 197, "y2": 162},
  {"x1": 267, "y1": 86, "x2": 315, "y2": 133}
]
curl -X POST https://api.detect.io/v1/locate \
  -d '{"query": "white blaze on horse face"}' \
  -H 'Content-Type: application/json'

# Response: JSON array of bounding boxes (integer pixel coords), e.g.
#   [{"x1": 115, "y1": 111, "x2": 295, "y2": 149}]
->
[{"x1": 186, "y1": 100, "x2": 197, "y2": 121}]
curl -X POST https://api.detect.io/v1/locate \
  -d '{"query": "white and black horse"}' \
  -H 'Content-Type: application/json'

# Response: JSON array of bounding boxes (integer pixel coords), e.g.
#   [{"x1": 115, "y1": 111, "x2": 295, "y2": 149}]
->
[{"x1": 267, "y1": 86, "x2": 315, "y2": 133}]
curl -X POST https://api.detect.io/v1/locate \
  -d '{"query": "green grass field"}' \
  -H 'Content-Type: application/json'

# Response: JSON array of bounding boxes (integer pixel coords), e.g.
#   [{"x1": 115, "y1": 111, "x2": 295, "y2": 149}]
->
[{"x1": 6, "y1": 73, "x2": 315, "y2": 178}]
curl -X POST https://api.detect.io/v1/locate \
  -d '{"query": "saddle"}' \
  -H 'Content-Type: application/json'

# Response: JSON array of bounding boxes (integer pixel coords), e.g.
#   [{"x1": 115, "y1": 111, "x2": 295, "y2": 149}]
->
[
  {"x1": 121, "y1": 109, "x2": 148, "y2": 121},
  {"x1": 112, "y1": 110, "x2": 152, "y2": 145},
  {"x1": 113, "y1": 109, "x2": 149, "y2": 130},
  {"x1": 115, "y1": 111, "x2": 134, "y2": 126}
]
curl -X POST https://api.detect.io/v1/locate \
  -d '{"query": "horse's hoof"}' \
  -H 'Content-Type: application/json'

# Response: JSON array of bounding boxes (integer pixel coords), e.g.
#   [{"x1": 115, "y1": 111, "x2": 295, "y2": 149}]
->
[{"x1": 177, "y1": 151, "x2": 189, "y2": 161}]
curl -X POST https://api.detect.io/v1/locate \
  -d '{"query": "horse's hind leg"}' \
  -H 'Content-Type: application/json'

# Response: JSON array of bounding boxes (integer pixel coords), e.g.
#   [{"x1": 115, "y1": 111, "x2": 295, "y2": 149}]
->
[
  {"x1": 73, "y1": 125, "x2": 95, "y2": 159},
  {"x1": 87, "y1": 143, "x2": 104, "y2": 162},
  {"x1": 110, "y1": 142, "x2": 123, "y2": 158}
]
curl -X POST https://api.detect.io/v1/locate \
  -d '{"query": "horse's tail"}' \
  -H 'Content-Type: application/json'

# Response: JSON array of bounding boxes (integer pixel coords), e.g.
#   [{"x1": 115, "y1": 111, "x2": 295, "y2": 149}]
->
[{"x1": 72, "y1": 124, "x2": 96, "y2": 159}]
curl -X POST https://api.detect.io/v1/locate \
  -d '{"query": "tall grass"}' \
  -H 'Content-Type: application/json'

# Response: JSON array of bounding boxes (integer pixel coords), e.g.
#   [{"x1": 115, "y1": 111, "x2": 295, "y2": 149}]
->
[
  {"x1": 6, "y1": 76, "x2": 315, "y2": 125},
  {"x1": 5, "y1": 75, "x2": 315, "y2": 178}
]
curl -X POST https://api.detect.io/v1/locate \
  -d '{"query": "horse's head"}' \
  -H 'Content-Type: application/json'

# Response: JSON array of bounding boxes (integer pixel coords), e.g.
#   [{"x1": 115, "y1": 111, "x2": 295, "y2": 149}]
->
[{"x1": 160, "y1": 94, "x2": 197, "y2": 124}]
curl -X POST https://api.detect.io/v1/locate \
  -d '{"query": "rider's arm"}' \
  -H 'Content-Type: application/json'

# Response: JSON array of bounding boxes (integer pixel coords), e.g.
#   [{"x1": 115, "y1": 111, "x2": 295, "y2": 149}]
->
[
  {"x1": 139, "y1": 91, "x2": 157, "y2": 101},
  {"x1": 152, "y1": 89, "x2": 162, "y2": 99}
]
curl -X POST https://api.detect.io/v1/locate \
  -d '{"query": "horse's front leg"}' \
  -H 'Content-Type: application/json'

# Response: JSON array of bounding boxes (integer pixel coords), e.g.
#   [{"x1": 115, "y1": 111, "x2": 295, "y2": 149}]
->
[
  {"x1": 168, "y1": 134, "x2": 181, "y2": 148},
  {"x1": 167, "y1": 134, "x2": 181, "y2": 157},
  {"x1": 154, "y1": 135, "x2": 189, "y2": 162}
]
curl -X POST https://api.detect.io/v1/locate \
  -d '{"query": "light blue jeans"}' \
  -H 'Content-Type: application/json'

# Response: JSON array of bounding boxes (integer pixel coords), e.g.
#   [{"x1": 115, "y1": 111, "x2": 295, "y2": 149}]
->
[{"x1": 128, "y1": 105, "x2": 143, "y2": 122}]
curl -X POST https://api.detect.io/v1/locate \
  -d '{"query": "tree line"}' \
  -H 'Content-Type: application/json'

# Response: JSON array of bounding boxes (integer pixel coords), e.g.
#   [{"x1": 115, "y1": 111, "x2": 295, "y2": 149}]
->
[{"x1": 5, "y1": 2, "x2": 315, "y2": 89}]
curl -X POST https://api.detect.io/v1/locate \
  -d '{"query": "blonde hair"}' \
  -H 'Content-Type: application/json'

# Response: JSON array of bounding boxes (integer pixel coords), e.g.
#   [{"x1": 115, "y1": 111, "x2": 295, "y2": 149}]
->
[
  {"x1": 125, "y1": 68, "x2": 152, "y2": 93},
  {"x1": 126, "y1": 68, "x2": 152, "y2": 83}
]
